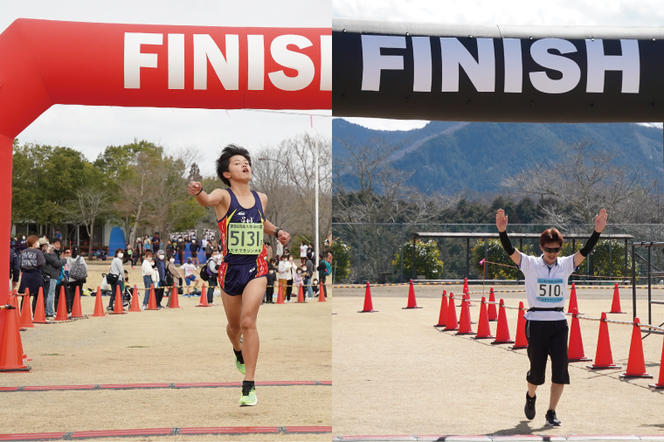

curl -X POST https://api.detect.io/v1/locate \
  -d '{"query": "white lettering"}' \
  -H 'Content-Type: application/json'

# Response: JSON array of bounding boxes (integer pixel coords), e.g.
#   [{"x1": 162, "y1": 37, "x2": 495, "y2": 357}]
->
[
  {"x1": 268, "y1": 34, "x2": 315, "y2": 91},
  {"x1": 503, "y1": 38, "x2": 523, "y2": 93},
  {"x1": 193, "y1": 34, "x2": 239, "y2": 90},
  {"x1": 441, "y1": 37, "x2": 495, "y2": 92},
  {"x1": 412, "y1": 37, "x2": 432, "y2": 92},
  {"x1": 529, "y1": 38, "x2": 581, "y2": 94},
  {"x1": 124, "y1": 32, "x2": 163, "y2": 89},
  {"x1": 586, "y1": 39, "x2": 639, "y2": 93},
  {"x1": 360, "y1": 35, "x2": 406, "y2": 91},
  {"x1": 247, "y1": 35, "x2": 265, "y2": 90},
  {"x1": 320, "y1": 35, "x2": 332, "y2": 91},
  {"x1": 168, "y1": 34, "x2": 185, "y2": 90}
]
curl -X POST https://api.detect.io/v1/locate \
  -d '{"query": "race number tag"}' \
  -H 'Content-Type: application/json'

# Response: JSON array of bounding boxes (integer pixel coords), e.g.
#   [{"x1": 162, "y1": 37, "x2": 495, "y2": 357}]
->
[
  {"x1": 227, "y1": 223, "x2": 263, "y2": 255},
  {"x1": 536, "y1": 278, "x2": 564, "y2": 303}
]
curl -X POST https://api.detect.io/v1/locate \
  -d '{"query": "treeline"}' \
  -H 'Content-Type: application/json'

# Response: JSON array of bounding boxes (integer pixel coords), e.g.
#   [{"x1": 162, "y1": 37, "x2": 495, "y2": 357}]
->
[{"x1": 13, "y1": 134, "x2": 332, "y2": 256}]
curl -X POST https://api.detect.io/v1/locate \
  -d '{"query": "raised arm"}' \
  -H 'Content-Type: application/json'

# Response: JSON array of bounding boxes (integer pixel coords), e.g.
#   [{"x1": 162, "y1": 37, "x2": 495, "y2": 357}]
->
[
  {"x1": 573, "y1": 208, "x2": 607, "y2": 267},
  {"x1": 496, "y1": 209, "x2": 522, "y2": 267},
  {"x1": 259, "y1": 193, "x2": 290, "y2": 246},
  {"x1": 187, "y1": 181, "x2": 227, "y2": 207}
]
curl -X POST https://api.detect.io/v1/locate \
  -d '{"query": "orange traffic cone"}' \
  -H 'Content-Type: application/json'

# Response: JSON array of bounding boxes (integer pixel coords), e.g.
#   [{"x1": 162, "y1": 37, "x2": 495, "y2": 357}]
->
[
  {"x1": 71, "y1": 285, "x2": 83, "y2": 318},
  {"x1": 434, "y1": 291, "x2": 447, "y2": 326},
  {"x1": 511, "y1": 302, "x2": 528, "y2": 350},
  {"x1": 360, "y1": 282, "x2": 376, "y2": 313},
  {"x1": 403, "y1": 280, "x2": 420, "y2": 309},
  {"x1": 197, "y1": 285, "x2": 211, "y2": 307},
  {"x1": 487, "y1": 288, "x2": 497, "y2": 321},
  {"x1": 620, "y1": 318, "x2": 652, "y2": 379},
  {"x1": 587, "y1": 312, "x2": 620, "y2": 370},
  {"x1": 168, "y1": 284, "x2": 180, "y2": 308},
  {"x1": 456, "y1": 298, "x2": 474, "y2": 335},
  {"x1": 444, "y1": 294, "x2": 458, "y2": 331},
  {"x1": 55, "y1": 286, "x2": 68, "y2": 321},
  {"x1": 92, "y1": 287, "x2": 105, "y2": 317},
  {"x1": 19, "y1": 289, "x2": 34, "y2": 329},
  {"x1": 492, "y1": 299, "x2": 514, "y2": 345},
  {"x1": 147, "y1": 285, "x2": 158, "y2": 310},
  {"x1": 474, "y1": 296, "x2": 493, "y2": 340},
  {"x1": 609, "y1": 284, "x2": 624, "y2": 314},
  {"x1": 0, "y1": 308, "x2": 31, "y2": 372},
  {"x1": 129, "y1": 285, "x2": 141, "y2": 312},
  {"x1": 33, "y1": 287, "x2": 46, "y2": 323},
  {"x1": 568, "y1": 307, "x2": 591, "y2": 362},
  {"x1": 112, "y1": 285, "x2": 125, "y2": 314},
  {"x1": 319, "y1": 283, "x2": 327, "y2": 302},
  {"x1": 649, "y1": 335, "x2": 664, "y2": 389},
  {"x1": 463, "y1": 277, "x2": 469, "y2": 294},
  {"x1": 8, "y1": 294, "x2": 28, "y2": 361},
  {"x1": 276, "y1": 285, "x2": 284, "y2": 304},
  {"x1": 568, "y1": 283, "x2": 580, "y2": 314}
]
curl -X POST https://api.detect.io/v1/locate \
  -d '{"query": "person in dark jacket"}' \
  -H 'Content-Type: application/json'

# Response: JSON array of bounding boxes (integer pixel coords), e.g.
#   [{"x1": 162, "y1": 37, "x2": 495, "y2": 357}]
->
[
  {"x1": 9, "y1": 242, "x2": 20, "y2": 292},
  {"x1": 43, "y1": 244, "x2": 66, "y2": 318},
  {"x1": 18, "y1": 235, "x2": 46, "y2": 312},
  {"x1": 155, "y1": 249, "x2": 167, "y2": 308}
]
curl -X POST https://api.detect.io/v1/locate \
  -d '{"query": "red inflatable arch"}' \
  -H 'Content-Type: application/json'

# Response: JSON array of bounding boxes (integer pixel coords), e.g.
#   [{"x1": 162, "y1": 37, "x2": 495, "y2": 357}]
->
[{"x1": 0, "y1": 19, "x2": 331, "y2": 306}]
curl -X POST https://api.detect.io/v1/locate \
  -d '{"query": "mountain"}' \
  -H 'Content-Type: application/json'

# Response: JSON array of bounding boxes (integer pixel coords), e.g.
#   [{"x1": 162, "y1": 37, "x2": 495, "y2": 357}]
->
[{"x1": 333, "y1": 119, "x2": 664, "y2": 195}]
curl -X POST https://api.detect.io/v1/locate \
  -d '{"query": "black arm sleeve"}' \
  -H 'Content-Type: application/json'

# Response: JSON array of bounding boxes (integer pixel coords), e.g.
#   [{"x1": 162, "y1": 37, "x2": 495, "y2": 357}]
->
[
  {"x1": 499, "y1": 230, "x2": 515, "y2": 256},
  {"x1": 580, "y1": 230, "x2": 601, "y2": 257}
]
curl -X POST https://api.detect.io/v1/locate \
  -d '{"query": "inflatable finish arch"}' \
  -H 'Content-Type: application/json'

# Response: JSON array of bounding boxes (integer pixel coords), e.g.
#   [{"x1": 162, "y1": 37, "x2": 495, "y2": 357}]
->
[
  {"x1": 333, "y1": 20, "x2": 664, "y2": 122},
  {"x1": 0, "y1": 19, "x2": 331, "y2": 305}
]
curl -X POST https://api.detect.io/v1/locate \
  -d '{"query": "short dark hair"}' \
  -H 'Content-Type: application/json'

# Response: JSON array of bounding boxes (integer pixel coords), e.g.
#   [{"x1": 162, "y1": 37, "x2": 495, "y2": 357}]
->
[
  {"x1": 216, "y1": 144, "x2": 251, "y2": 187},
  {"x1": 540, "y1": 228, "x2": 563, "y2": 247}
]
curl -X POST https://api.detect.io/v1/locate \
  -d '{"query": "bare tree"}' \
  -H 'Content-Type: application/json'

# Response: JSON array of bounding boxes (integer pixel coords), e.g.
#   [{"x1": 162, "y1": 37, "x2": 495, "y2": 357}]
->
[{"x1": 72, "y1": 189, "x2": 109, "y2": 255}]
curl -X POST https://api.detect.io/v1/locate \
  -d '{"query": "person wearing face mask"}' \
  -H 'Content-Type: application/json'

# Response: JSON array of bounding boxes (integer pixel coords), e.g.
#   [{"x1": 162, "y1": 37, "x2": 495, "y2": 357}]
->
[
  {"x1": 166, "y1": 255, "x2": 183, "y2": 296},
  {"x1": 66, "y1": 247, "x2": 87, "y2": 314},
  {"x1": 107, "y1": 249, "x2": 125, "y2": 311},
  {"x1": 154, "y1": 250, "x2": 167, "y2": 308},
  {"x1": 141, "y1": 251, "x2": 155, "y2": 309},
  {"x1": 18, "y1": 235, "x2": 46, "y2": 313}
]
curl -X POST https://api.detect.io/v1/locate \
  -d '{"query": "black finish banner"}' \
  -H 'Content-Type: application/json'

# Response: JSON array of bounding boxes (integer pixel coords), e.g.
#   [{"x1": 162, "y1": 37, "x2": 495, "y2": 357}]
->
[{"x1": 333, "y1": 23, "x2": 664, "y2": 122}]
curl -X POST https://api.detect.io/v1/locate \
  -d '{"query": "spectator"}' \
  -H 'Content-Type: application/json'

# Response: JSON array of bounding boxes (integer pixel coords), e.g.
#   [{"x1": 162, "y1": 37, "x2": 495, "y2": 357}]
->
[
  {"x1": 305, "y1": 255, "x2": 315, "y2": 299},
  {"x1": 43, "y1": 243, "x2": 66, "y2": 319},
  {"x1": 181, "y1": 258, "x2": 199, "y2": 296},
  {"x1": 205, "y1": 252, "x2": 221, "y2": 304},
  {"x1": 300, "y1": 242, "x2": 308, "y2": 262},
  {"x1": 166, "y1": 255, "x2": 183, "y2": 299},
  {"x1": 154, "y1": 249, "x2": 167, "y2": 308},
  {"x1": 317, "y1": 254, "x2": 331, "y2": 298},
  {"x1": 143, "y1": 236, "x2": 152, "y2": 253},
  {"x1": 205, "y1": 240, "x2": 215, "y2": 261},
  {"x1": 135, "y1": 236, "x2": 144, "y2": 263},
  {"x1": 264, "y1": 258, "x2": 277, "y2": 303},
  {"x1": 67, "y1": 246, "x2": 88, "y2": 314},
  {"x1": 277, "y1": 254, "x2": 291, "y2": 302},
  {"x1": 141, "y1": 251, "x2": 155, "y2": 308},
  {"x1": 9, "y1": 241, "x2": 20, "y2": 292},
  {"x1": 166, "y1": 240, "x2": 176, "y2": 260},
  {"x1": 190, "y1": 239, "x2": 200, "y2": 266},
  {"x1": 125, "y1": 246, "x2": 135, "y2": 267},
  {"x1": 107, "y1": 249, "x2": 124, "y2": 311},
  {"x1": 55, "y1": 249, "x2": 71, "y2": 312},
  {"x1": 177, "y1": 237, "x2": 185, "y2": 265},
  {"x1": 293, "y1": 267, "x2": 303, "y2": 301},
  {"x1": 152, "y1": 232, "x2": 161, "y2": 253},
  {"x1": 18, "y1": 235, "x2": 45, "y2": 312}
]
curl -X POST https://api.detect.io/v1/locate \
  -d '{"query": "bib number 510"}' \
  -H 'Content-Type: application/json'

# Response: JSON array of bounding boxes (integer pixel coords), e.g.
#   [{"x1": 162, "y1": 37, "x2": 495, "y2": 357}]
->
[{"x1": 539, "y1": 284, "x2": 562, "y2": 297}]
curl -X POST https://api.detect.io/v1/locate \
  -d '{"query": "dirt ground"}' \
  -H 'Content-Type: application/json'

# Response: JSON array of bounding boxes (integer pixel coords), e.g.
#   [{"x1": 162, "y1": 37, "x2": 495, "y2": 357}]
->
[
  {"x1": 332, "y1": 283, "x2": 664, "y2": 438},
  {"x1": 2, "y1": 262, "x2": 332, "y2": 441}
]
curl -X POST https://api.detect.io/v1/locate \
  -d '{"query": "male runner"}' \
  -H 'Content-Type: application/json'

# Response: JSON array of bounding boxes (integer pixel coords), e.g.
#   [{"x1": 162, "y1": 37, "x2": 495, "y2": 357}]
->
[
  {"x1": 188, "y1": 144, "x2": 290, "y2": 406},
  {"x1": 496, "y1": 208, "x2": 607, "y2": 426}
]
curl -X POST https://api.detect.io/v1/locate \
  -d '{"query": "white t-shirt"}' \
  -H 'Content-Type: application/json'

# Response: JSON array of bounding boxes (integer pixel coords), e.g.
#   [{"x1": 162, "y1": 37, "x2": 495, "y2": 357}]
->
[
  {"x1": 300, "y1": 244, "x2": 307, "y2": 258},
  {"x1": 519, "y1": 252, "x2": 575, "y2": 321},
  {"x1": 182, "y1": 263, "x2": 196, "y2": 277}
]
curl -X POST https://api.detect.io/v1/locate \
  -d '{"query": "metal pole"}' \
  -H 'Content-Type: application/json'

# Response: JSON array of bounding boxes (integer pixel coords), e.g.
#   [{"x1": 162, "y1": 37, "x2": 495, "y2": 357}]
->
[
  {"x1": 466, "y1": 237, "x2": 470, "y2": 278},
  {"x1": 624, "y1": 239, "x2": 628, "y2": 278},
  {"x1": 632, "y1": 244, "x2": 637, "y2": 320},
  {"x1": 648, "y1": 244, "x2": 652, "y2": 325},
  {"x1": 314, "y1": 140, "x2": 320, "y2": 273}
]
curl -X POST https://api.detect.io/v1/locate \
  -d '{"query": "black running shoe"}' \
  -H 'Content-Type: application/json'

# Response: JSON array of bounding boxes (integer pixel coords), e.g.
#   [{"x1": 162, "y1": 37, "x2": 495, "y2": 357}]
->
[
  {"x1": 545, "y1": 409, "x2": 561, "y2": 427},
  {"x1": 524, "y1": 392, "x2": 536, "y2": 420}
]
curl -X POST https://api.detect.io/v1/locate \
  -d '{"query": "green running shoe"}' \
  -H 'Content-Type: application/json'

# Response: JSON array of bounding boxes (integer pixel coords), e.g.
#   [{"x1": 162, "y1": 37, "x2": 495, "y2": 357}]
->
[
  {"x1": 239, "y1": 387, "x2": 257, "y2": 406},
  {"x1": 234, "y1": 353, "x2": 246, "y2": 375}
]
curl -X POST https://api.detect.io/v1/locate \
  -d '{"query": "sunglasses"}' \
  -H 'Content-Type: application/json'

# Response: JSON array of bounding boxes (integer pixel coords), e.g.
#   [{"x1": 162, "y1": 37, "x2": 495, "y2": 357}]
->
[{"x1": 543, "y1": 247, "x2": 561, "y2": 253}]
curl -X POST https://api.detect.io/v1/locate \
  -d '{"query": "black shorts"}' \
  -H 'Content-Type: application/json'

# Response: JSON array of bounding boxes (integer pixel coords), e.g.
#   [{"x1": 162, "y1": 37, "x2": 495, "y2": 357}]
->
[
  {"x1": 525, "y1": 319, "x2": 570, "y2": 385},
  {"x1": 219, "y1": 262, "x2": 267, "y2": 296}
]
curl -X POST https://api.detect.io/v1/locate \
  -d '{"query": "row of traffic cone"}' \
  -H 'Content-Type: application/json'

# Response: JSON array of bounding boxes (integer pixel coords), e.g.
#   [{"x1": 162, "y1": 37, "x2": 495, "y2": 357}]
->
[{"x1": 272, "y1": 283, "x2": 327, "y2": 305}]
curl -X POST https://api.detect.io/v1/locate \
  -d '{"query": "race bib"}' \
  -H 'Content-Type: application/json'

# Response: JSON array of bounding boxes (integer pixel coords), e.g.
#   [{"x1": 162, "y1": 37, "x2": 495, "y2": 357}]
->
[
  {"x1": 227, "y1": 223, "x2": 263, "y2": 255},
  {"x1": 536, "y1": 278, "x2": 564, "y2": 303}
]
